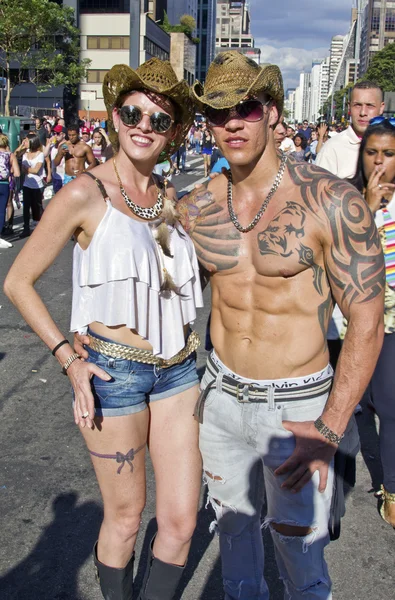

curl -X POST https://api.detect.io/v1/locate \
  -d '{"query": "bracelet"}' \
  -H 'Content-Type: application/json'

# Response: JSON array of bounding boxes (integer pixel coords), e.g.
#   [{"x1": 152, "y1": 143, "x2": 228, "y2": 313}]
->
[
  {"x1": 62, "y1": 353, "x2": 81, "y2": 375},
  {"x1": 51, "y1": 339, "x2": 69, "y2": 356},
  {"x1": 314, "y1": 417, "x2": 344, "y2": 445}
]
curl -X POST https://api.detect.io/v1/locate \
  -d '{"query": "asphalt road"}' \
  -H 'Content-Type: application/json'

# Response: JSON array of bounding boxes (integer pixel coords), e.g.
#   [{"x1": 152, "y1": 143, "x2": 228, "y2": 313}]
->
[{"x1": 0, "y1": 155, "x2": 394, "y2": 600}]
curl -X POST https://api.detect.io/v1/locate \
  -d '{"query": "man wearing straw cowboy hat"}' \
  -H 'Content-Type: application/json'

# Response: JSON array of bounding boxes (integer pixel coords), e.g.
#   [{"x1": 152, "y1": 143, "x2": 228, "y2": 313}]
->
[{"x1": 177, "y1": 51, "x2": 385, "y2": 598}]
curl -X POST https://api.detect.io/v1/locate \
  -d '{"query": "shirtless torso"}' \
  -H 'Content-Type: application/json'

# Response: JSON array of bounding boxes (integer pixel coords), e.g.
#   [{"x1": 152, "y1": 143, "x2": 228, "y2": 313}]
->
[
  {"x1": 178, "y1": 157, "x2": 384, "y2": 381},
  {"x1": 55, "y1": 132, "x2": 96, "y2": 176}
]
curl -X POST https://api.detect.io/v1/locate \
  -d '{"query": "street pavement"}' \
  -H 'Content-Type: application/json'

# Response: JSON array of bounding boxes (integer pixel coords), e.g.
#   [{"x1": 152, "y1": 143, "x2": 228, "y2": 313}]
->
[{"x1": 0, "y1": 154, "x2": 394, "y2": 600}]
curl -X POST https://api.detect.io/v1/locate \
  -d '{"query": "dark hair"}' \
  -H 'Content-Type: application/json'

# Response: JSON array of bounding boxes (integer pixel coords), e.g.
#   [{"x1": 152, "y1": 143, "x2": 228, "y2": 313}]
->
[
  {"x1": 92, "y1": 127, "x2": 107, "y2": 150},
  {"x1": 27, "y1": 132, "x2": 42, "y2": 152},
  {"x1": 67, "y1": 124, "x2": 79, "y2": 134},
  {"x1": 293, "y1": 134, "x2": 307, "y2": 150},
  {"x1": 348, "y1": 120, "x2": 395, "y2": 192},
  {"x1": 352, "y1": 80, "x2": 384, "y2": 102},
  {"x1": 34, "y1": 116, "x2": 44, "y2": 127}
]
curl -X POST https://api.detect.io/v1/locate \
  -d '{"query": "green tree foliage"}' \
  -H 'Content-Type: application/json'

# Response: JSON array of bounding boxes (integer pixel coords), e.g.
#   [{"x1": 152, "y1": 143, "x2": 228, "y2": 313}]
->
[
  {"x1": 321, "y1": 84, "x2": 353, "y2": 123},
  {"x1": 0, "y1": 0, "x2": 91, "y2": 115},
  {"x1": 362, "y1": 43, "x2": 395, "y2": 92},
  {"x1": 160, "y1": 11, "x2": 198, "y2": 43}
]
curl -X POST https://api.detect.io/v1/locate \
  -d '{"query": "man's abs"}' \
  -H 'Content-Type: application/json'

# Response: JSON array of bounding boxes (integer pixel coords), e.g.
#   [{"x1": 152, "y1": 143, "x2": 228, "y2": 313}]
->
[{"x1": 210, "y1": 268, "x2": 332, "y2": 380}]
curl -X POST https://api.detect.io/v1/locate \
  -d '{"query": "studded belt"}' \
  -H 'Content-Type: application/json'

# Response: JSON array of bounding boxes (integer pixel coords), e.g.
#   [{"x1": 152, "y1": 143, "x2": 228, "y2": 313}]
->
[
  {"x1": 194, "y1": 354, "x2": 333, "y2": 423},
  {"x1": 87, "y1": 330, "x2": 200, "y2": 368}
]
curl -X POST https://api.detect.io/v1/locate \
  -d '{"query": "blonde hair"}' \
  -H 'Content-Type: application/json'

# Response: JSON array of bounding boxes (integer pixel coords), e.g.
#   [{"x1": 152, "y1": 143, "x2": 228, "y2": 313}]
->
[{"x1": 0, "y1": 134, "x2": 9, "y2": 149}]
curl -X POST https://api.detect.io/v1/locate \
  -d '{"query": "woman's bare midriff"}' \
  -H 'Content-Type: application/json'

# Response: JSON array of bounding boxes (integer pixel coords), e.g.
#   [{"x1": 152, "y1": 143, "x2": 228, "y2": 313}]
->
[{"x1": 89, "y1": 322, "x2": 190, "y2": 351}]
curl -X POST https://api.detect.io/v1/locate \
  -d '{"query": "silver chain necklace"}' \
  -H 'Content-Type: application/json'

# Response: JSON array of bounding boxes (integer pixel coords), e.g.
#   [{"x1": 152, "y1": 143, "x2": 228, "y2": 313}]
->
[
  {"x1": 227, "y1": 153, "x2": 288, "y2": 233},
  {"x1": 113, "y1": 159, "x2": 164, "y2": 220}
]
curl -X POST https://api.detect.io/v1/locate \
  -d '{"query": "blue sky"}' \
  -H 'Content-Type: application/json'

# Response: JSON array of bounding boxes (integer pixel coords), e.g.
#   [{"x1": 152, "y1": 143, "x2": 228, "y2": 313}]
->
[{"x1": 249, "y1": 0, "x2": 355, "y2": 91}]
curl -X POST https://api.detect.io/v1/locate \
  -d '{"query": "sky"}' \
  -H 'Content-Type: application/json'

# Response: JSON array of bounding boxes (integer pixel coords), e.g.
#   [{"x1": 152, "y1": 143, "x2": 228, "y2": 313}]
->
[{"x1": 249, "y1": 0, "x2": 355, "y2": 91}]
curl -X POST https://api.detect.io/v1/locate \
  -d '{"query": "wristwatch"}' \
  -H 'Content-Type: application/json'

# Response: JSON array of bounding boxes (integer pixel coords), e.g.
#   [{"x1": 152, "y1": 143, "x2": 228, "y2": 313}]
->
[{"x1": 314, "y1": 417, "x2": 344, "y2": 445}]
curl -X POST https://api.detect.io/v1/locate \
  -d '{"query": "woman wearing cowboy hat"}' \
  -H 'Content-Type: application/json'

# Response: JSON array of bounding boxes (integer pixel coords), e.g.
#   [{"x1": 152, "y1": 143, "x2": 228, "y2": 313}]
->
[{"x1": 4, "y1": 59, "x2": 203, "y2": 600}]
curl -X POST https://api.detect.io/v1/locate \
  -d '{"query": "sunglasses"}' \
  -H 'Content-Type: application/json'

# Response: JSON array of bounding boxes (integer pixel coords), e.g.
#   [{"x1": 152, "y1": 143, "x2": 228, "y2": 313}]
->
[
  {"x1": 205, "y1": 99, "x2": 270, "y2": 127},
  {"x1": 369, "y1": 116, "x2": 395, "y2": 127},
  {"x1": 118, "y1": 105, "x2": 174, "y2": 133}
]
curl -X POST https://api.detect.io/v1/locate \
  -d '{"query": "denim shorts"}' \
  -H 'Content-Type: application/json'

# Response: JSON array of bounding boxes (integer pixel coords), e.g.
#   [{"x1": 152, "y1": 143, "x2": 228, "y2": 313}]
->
[{"x1": 83, "y1": 331, "x2": 199, "y2": 417}]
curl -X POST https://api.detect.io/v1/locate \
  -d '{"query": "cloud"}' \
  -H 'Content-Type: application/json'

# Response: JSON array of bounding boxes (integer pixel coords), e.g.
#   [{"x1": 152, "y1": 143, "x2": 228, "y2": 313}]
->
[
  {"x1": 250, "y1": 0, "x2": 355, "y2": 89},
  {"x1": 258, "y1": 43, "x2": 330, "y2": 90}
]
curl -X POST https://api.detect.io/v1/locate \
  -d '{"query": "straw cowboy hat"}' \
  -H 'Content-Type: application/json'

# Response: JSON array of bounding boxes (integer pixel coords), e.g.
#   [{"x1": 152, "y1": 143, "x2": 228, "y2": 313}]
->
[
  {"x1": 103, "y1": 59, "x2": 195, "y2": 156},
  {"x1": 192, "y1": 51, "x2": 284, "y2": 117}
]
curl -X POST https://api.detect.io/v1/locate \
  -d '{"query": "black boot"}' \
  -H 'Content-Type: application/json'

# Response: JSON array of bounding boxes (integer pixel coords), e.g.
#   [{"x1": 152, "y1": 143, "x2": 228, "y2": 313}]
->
[
  {"x1": 138, "y1": 537, "x2": 185, "y2": 600},
  {"x1": 93, "y1": 542, "x2": 134, "y2": 600}
]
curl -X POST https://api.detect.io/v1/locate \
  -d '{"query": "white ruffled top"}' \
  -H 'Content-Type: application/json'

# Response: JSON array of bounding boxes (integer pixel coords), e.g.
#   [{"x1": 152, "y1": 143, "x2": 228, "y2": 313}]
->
[{"x1": 71, "y1": 199, "x2": 203, "y2": 359}]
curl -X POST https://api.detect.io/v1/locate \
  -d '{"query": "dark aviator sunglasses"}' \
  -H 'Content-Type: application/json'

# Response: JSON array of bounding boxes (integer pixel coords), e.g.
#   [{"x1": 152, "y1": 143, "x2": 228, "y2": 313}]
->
[
  {"x1": 205, "y1": 98, "x2": 271, "y2": 127},
  {"x1": 119, "y1": 105, "x2": 174, "y2": 133},
  {"x1": 369, "y1": 116, "x2": 395, "y2": 127}
]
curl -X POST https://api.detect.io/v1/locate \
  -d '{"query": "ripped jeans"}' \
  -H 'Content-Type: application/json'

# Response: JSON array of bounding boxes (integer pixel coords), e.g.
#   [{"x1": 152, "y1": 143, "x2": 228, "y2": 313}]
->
[{"x1": 199, "y1": 352, "x2": 334, "y2": 600}]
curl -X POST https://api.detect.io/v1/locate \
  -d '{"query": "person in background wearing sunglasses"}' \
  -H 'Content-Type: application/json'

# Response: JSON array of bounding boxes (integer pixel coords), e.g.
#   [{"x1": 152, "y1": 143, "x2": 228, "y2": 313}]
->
[
  {"x1": 4, "y1": 59, "x2": 203, "y2": 600},
  {"x1": 54, "y1": 124, "x2": 96, "y2": 185},
  {"x1": 175, "y1": 51, "x2": 385, "y2": 599},
  {"x1": 347, "y1": 117, "x2": 395, "y2": 528}
]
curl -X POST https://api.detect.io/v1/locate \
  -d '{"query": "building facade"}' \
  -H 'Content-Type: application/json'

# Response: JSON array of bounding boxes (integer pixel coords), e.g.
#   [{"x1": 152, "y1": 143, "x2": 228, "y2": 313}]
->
[
  {"x1": 329, "y1": 35, "x2": 345, "y2": 90},
  {"x1": 196, "y1": 0, "x2": 216, "y2": 82},
  {"x1": 359, "y1": 0, "x2": 395, "y2": 76},
  {"x1": 216, "y1": 0, "x2": 255, "y2": 52}
]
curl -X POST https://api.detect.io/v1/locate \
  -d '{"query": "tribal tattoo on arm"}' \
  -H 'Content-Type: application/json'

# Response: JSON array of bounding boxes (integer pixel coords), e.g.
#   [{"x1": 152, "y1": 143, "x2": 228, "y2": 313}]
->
[
  {"x1": 177, "y1": 186, "x2": 241, "y2": 272},
  {"x1": 287, "y1": 160, "x2": 385, "y2": 315}
]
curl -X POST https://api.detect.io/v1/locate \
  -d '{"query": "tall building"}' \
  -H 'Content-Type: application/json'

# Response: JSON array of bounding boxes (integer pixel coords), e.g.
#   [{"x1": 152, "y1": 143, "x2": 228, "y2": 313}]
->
[
  {"x1": 196, "y1": 0, "x2": 217, "y2": 82},
  {"x1": 284, "y1": 89, "x2": 296, "y2": 123},
  {"x1": 166, "y1": 0, "x2": 198, "y2": 29},
  {"x1": 329, "y1": 35, "x2": 345, "y2": 90},
  {"x1": 359, "y1": 0, "x2": 395, "y2": 76},
  {"x1": 78, "y1": 0, "x2": 171, "y2": 116},
  {"x1": 327, "y1": 13, "x2": 358, "y2": 97},
  {"x1": 216, "y1": 0, "x2": 258, "y2": 60}
]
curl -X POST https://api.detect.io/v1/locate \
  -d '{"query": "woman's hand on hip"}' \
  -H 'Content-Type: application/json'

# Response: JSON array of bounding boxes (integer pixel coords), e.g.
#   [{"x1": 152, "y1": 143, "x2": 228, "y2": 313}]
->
[
  {"x1": 73, "y1": 332, "x2": 90, "y2": 359},
  {"x1": 67, "y1": 359, "x2": 111, "y2": 429}
]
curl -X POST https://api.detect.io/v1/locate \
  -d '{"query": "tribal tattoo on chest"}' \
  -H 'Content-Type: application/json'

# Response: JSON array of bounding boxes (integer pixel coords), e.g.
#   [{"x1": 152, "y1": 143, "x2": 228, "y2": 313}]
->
[{"x1": 177, "y1": 188, "x2": 241, "y2": 271}]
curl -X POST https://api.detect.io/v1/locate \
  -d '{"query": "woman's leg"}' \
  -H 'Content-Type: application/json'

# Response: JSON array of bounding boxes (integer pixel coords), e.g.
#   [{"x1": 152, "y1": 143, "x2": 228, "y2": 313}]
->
[
  {"x1": 81, "y1": 409, "x2": 149, "y2": 567},
  {"x1": 31, "y1": 188, "x2": 44, "y2": 222},
  {"x1": 148, "y1": 384, "x2": 201, "y2": 565},
  {"x1": 22, "y1": 186, "x2": 32, "y2": 233},
  {"x1": 0, "y1": 183, "x2": 9, "y2": 233},
  {"x1": 370, "y1": 333, "x2": 395, "y2": 500}
]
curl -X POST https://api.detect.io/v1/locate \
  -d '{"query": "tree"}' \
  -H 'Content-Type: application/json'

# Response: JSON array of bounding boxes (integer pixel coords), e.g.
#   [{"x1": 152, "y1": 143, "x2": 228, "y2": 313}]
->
[
  {"x1": 0, "y1": 0, "x2": 90, "y2": 115},
  {"x1": 362, "y1": 43, "x2": 395, "y2": 92},
  {"x1": 321, "y1": 84, "x2": 353, "y2": 123},
  {"x1": 160, "y1": 12, "x2": 199, "y2": 44}
]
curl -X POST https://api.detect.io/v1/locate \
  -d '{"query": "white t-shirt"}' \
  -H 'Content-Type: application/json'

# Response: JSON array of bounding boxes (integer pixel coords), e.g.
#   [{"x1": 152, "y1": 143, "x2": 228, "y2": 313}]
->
[
  {"x1": 280, "y1": 138, "x2": 296, "y2": 153},
  {"x1": 316, "y1": 127, "x2": 361, "y2": 179},
  {"x1": 50, "y1": 146, "x2": 65, "y2": 180},
  {"x1": 22, "y1": 152, "x2": 45, "y2": 189}
]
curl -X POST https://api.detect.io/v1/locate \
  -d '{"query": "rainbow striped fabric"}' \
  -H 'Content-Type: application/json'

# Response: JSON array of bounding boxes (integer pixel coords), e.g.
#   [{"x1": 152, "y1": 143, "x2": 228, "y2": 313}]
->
[{"x1": 382, "y1": 207, "x2": 395, "y2": 288}]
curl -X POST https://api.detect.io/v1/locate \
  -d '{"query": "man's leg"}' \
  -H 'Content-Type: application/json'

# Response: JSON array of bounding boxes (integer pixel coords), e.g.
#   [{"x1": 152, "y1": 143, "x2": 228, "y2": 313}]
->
[
  {"x1": 262, "y1": 393, "x2": 333, "y2": 600},
  {"x1": 199, "y1": 370, "x2": 268, "y2": 600}
]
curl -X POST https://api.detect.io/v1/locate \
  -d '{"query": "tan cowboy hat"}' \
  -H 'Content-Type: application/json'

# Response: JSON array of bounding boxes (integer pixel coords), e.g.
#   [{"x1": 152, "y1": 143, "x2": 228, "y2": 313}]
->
[
  {"x1": 192, "y1": 51, "x2": 284, "y2": 117},
  {"x1": 103, "y1": 59, "x2": 195, "y2": 157}
]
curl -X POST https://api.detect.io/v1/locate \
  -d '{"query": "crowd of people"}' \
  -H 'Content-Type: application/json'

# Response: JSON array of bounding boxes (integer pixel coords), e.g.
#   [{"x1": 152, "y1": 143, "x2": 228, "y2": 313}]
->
[
  {"x1": 0, "y1": 117, "x2": 114, "y2": 247},
  {"x1": 2, "y1": 51, "x2": 395, "y2": 600}
]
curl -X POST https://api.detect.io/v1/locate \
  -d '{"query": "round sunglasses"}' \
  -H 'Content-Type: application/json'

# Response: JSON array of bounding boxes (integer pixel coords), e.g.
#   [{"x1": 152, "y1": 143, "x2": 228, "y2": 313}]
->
[
  {"x1": 369, "y1": 116, "x2": 395, "y2": 127},
  {"x1": 118, "y1": 105, "x2": 174, "y2": 133},
  {"x1": 205, "y1": 98, "x2": 270, "y2": 127}
]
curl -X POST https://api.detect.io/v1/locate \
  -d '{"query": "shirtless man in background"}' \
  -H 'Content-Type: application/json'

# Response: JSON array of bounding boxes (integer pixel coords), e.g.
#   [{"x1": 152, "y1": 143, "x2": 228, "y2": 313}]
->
[
  {"x1": 54, "y1": 124, "x2": 96, "y2": 184},
  {"x1": 75, "y1": 53, "x2": 385, "y2": 598},
  {"x1": 177, "y1": 52, "x2": 385, "y2": 599}
]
